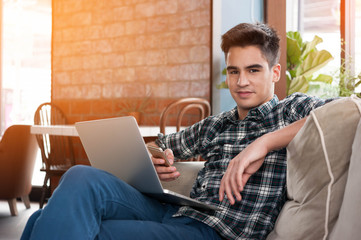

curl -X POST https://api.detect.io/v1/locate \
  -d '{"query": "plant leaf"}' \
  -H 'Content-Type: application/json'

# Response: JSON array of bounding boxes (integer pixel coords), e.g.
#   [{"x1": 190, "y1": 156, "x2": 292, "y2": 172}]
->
[
  {"x1": 288, "y1": 76, "x2": 309, "y2": 95},
  {"x1": 216, "y1": 81, "x2": 228, "y2": 89},
  {"x1": 287, "y1": 31, "x2": 303, "y2": 48},
  {"x1": 296, "y1": 50, "x2": 333, "y2": 77},
  {"x1": 287, "y1": 37, "x2": 302, "y2": 67},
  {"x1": 311, "y1": 74, "x2": 333, "y2": 84},
  {"x1": 301, "y1": 35, "x2": 323, "y2": 59}
]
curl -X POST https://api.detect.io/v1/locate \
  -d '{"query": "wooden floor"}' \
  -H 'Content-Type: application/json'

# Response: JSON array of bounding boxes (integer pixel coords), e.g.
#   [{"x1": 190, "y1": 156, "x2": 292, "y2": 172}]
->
[{"x1": 0, "y1": 200, "x2": 38, "y2": 240}]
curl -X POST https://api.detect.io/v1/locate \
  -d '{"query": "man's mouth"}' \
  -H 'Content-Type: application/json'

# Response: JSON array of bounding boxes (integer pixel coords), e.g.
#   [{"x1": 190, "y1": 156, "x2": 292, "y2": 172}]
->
[{"x1": 237, "y1": 91, "x2": 253, "y2": 98}]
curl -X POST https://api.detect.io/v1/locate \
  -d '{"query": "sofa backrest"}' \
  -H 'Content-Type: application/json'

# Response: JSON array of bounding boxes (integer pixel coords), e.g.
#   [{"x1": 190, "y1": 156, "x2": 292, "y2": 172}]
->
[
  {"x1": 161, "y1": 161, "x2": 204, "y2": 197},
  {"x1": 267, "y1": 96, "x2": 361, "y2": 240}
]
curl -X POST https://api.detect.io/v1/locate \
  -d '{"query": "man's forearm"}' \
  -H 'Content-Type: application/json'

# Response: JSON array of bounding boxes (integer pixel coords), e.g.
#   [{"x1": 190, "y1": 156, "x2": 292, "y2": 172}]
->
[{"x1": 263, "y1": 117, "x2": 307, "y2": 152}]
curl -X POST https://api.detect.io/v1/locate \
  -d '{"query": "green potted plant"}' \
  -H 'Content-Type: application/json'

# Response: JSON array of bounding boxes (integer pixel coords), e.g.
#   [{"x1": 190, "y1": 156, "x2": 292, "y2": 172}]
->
[
  {"x1": 332, "y1": 46, "x2": 361, "y2": 97},
  {"x1": 216, "y1": 31, "x2": 361, "y2": 98},
  {"x1": 118, "y1": 95, "x2": 151, "y2": 124},
  {"x1": 286, "y1": 31, "x2": 334, "y2": 95}
]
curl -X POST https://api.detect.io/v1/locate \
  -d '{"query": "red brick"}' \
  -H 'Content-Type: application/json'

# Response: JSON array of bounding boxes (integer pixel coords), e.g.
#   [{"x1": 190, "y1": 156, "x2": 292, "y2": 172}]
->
[
  {"x1": 71, "y1": 12, "x2": 92, "y2": 26},
  {"x1": 125, "y1": 51, "x2": 146, "y2": 66},
  {"x1": 190, "y1": 80, "x2": 210, "y2": 98},
  {"x1": 103, "y1": 23, "x2": 126, "y2": 38},
  {"x1": 70, "y1": 100, "x2": 92, "y2": 115},
  {"x1": 103, "y1": 53, "x2": 125, "y2": 68},
  {"x1": 158, "y1": 32, "x2": 180, "y2": 48},
  {"x1": 113, "y1": 68, "x2": 136, "y2": 82},
  {"x1": 72, "y1": 41, "x2": 92, "y2": 55},
  {"x1": 190, "y1": 9, "x2": 210, "y2": 27},
  {"x1": 102, "y1": 83, "x2": 124, "y2": 98},
  {"x1": 167, "y1": 48, "x2": 190, "y2": 64},
  {"x1": 92, "y1": 40, "x2": 113, "y2": 53},
  {"x1": 156, "y1": 0, "x2": 178, "y2": 15},
  {"x1": 122, "y1": 82, "x2": 147, "y2": 97},
  {"x1": 146, "y1": 17, "x2": 168, "y2": 33},
  {"x1": 135, "y1": 2, "x2": 156, "y2": 18},
  {"x1": 83, "y1": 26, "x2": 104, "y2": 40},
  {"x1": 61, "y1": 1, "x2": 83, "y2": 14},
  {"x1": 53, "y1": 15, "x2": 72, "y2": 29},
  {"x1": 146, "y1": 82, "x2": 169, "y2": 98},
  {"x1": 125, "y1": 20, "x2": 146, "y2": 35},
  {"x1": 52, "y1": 100, "x2": 71, "y2": 117},
  {"x1": 168, "y1": 82, "x2": 191, "y2": 97},
  {"x1": 190, "y1": 45, "x2": 210, "y2": 62},
  {"x1": 91, "y1": 99, "x2": 114, "y2": 115},
  {"x1": 168, "y1": 13, "x2": 191, "y2": 30},
  {"x1": 61, "y1": 56, "x2": 83, "y2": 71},
  {"x1": 179, "y1": 27, "x2": 210, "y2": 46},
  {"x1": 113, "y1": 6, "x2": 134, "y2": 21},
  {"x1": 53, "y1": 42, "x2": 72, "y2": 57},
  {"x1": 82, "y1": 55, "x2": 104, "y2": 69},
  {"x1": 177, "y1": 0, "x2": 202, "y2": 12},
  {"x1": 62, "y1": 28, "x2": 84, "y2": 42},
  {"x1": 176, "y1": 64, "x2": 204, "y2": 81},
  {"x1": 71, "y1": 71, "x2": 93, "y2": 84},
  {"x1": 92, "y1": 10, "x2": 115, "y2": 25},
  {"x1": 93, "y1": 69, "x2": 113, "y2": 83},
  {"x1": 53, "y1": 72, "x2": 71, "y2": 85},
  {"x1": 146, "y1": 50, "x2": 167, "y2": 66},
  {"x1": 111, "y1": 37, "x2": 135, "y2": 52},
  {"x1": 52, "y1": 0, "x2": 212, "y2": 127},
  {"x1": 135, "y1": 66, "x2": 160, "y2": 81}
]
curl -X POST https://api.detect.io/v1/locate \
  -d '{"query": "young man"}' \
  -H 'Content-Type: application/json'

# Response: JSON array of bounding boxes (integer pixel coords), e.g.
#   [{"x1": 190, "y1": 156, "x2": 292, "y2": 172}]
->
[{"x1": 22, "y1": 23, "x2": 331, "y2": 240}]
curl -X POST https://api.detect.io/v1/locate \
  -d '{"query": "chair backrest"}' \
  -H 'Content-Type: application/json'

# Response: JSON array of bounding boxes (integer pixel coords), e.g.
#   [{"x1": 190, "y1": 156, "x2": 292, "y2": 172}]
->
[
  {"x1": 34, "y1": 103, "x2": 75, "y2": 169},
  {"x1": 159, "y1": 98, "x2": 211, "y2": 161},
  {"x1": 0, "y1": 125, "x2": 38, "y2": 199},
  {"x1": 159, "y1": 98, "x2": 211, "y2": 135}
]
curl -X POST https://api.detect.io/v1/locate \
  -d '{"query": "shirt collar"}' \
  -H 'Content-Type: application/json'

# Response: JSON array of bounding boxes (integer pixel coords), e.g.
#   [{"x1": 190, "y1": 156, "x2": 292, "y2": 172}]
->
[{"x1": 224, "y1": 95, "x2": 279, "y2": 123}]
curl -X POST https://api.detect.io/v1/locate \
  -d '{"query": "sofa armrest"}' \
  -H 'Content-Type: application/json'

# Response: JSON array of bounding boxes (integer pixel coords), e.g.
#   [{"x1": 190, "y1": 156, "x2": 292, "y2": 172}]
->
[{"x1": 161, "y1": 162, "x2": 204, "y2": 197}]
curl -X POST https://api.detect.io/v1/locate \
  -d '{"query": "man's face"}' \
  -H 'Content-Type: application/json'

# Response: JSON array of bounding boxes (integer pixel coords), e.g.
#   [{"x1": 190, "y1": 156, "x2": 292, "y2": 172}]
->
[{"x1": 225, "y1": 46, "x2": 280, "y2": 120}]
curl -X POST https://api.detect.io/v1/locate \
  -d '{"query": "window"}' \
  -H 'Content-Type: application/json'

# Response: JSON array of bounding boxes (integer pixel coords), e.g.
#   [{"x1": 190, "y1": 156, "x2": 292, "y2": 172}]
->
[
  {"x1": 286, "y1": 0, "x2": 361, "y2": 95},
  {"x1": 1, "y1": 0, "x2": 51, "y2": 185}
]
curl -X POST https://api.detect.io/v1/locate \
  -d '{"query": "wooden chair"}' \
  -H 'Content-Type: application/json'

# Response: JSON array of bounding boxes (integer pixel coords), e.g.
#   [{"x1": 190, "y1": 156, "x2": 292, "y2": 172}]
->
[
  {"x1": 159, "y1": 98, "x2": 211, "y2": 161},
  {"x1": 0, "y1": 125, "x2": 38, "y2": 216},
  {"x1": 34, "y1": 103, "x2": 76, "y2": 208}
]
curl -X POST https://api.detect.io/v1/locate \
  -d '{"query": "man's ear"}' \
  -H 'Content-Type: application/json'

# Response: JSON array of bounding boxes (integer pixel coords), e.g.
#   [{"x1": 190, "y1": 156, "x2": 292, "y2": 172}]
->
[{"x1": 272, "y1": 64, "x2": 281, "y2": 83}]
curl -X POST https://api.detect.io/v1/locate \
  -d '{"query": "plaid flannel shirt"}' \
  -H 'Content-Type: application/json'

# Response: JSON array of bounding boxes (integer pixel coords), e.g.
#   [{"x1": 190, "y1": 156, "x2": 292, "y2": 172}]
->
[{"x1": 156, "y1": 93, "x2": 331, "y2": 240}]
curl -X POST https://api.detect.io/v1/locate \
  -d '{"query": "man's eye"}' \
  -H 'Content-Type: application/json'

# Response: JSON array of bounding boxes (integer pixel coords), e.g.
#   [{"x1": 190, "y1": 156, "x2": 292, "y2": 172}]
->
[
  {"x1": 229, "y1": 70, "x2": 239, "y2": 75},
  {"x1": 249, "y1": 69, "x2": 259, "y2": 73}
]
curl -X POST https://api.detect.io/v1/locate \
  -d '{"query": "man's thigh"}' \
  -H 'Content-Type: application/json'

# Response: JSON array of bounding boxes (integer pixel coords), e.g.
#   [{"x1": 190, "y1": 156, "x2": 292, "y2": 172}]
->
[{"x1": 97, "y1": 217, "x2": 221, "y2": 240}]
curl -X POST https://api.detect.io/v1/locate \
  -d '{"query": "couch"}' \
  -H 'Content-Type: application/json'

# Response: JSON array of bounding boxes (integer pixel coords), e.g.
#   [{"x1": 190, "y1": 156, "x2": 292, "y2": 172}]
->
[{"x1": 162, "y1": 96, "x2": 361, "y2": 240}]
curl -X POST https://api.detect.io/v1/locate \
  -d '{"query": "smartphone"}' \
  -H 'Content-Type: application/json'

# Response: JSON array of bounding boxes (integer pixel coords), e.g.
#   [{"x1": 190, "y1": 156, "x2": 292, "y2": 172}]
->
[{"x1": 147, "y1": 145, "x2": 171, "y2": 167}]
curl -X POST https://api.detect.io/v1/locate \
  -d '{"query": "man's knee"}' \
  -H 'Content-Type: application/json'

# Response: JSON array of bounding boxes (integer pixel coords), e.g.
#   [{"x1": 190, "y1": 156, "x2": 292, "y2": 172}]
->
[{"x1": 59, "y1": 165, "x2": 104, "y2": 190}]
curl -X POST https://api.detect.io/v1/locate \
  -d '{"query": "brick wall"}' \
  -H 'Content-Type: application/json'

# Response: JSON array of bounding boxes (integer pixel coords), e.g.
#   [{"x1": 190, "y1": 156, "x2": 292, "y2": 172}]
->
[{"x1": 52, "y1": 0, "x2": 211, "y2": 127}]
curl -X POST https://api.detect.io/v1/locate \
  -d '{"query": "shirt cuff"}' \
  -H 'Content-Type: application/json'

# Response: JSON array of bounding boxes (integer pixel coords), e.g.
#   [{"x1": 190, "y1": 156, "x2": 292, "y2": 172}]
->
[{"x1": 155, "y1": 133, "x2": 167, "y2": 150}]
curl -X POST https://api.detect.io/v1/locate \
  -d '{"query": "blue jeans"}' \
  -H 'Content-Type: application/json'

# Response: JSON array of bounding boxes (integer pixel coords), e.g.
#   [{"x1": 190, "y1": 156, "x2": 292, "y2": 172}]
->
[{"x1": 21, "y1": 165, "x2": 221, "y2": 240}]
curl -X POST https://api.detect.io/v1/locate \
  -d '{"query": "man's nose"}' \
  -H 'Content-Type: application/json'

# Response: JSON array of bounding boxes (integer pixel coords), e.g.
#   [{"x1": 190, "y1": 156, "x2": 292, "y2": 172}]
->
[{"x1": 237, "y1": 72, "x2": 250, "y2": 86}]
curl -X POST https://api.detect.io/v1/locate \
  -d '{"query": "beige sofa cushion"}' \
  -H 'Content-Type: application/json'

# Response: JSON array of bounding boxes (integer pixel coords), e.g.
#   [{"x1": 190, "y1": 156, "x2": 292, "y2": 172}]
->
[
  {"x1": 267, "y1": 97, "x2": 361, "y2": 240},
  {"x1": 161, "y1": 161, "x2": 204, "y2": 196},
  {"x1": 328, "y1": 118, "x2": 361, "y2": 240}
]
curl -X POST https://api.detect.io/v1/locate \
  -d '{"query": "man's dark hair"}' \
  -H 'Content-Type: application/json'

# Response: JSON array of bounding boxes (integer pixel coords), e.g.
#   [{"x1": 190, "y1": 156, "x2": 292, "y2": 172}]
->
[{"x1": 221, "y1": 22, "x2": 280, "y2": 67}]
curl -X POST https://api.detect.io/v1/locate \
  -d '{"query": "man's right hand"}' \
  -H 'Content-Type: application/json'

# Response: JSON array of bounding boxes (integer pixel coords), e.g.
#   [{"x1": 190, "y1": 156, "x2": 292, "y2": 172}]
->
[{"x1": 151, "y1": 148, "x2": 180, "y2": 181}]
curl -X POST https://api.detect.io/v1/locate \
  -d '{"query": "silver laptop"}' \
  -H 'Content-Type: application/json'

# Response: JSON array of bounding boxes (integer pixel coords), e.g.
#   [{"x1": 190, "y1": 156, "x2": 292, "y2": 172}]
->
[{"x1": 75, "y1": 116, "x2": 218, "y2": 211}]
